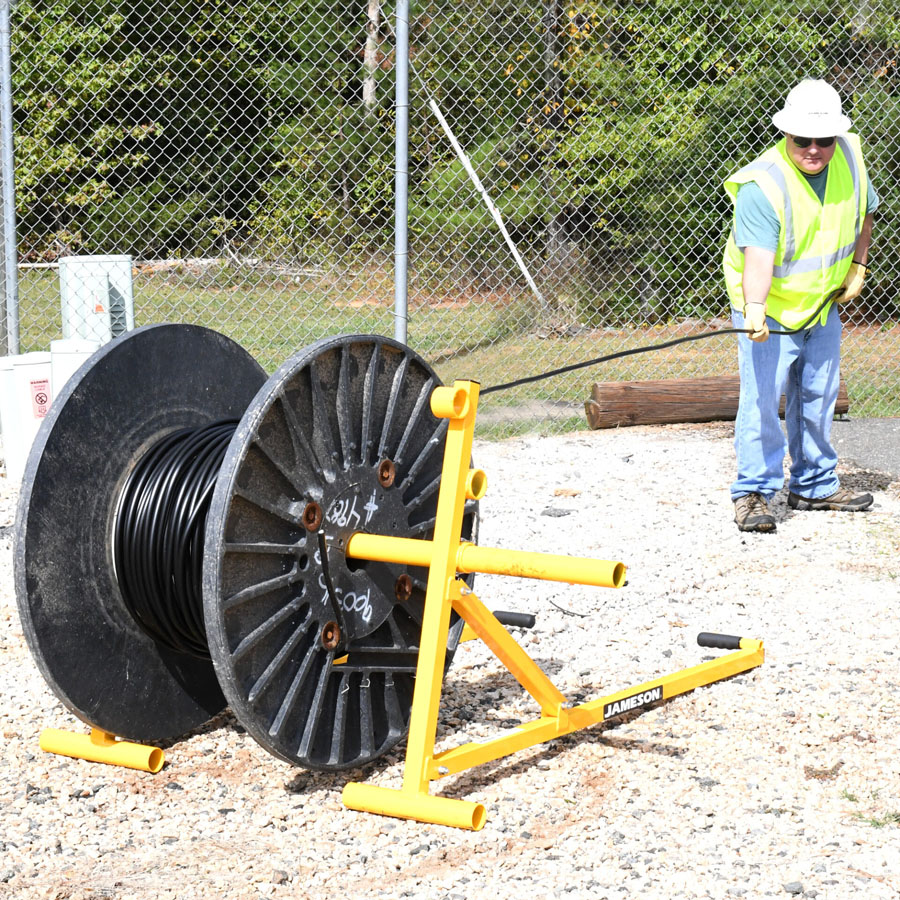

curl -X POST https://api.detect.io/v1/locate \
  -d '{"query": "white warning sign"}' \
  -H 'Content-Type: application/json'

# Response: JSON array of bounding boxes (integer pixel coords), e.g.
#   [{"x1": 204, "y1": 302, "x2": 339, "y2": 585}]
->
[{"x1": 30, "y1": 379, "x2": 51, "y2": 419}]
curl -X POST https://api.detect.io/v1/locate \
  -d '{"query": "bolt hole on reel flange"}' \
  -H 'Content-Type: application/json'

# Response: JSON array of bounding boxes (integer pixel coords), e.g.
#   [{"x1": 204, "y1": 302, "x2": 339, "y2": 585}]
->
[{"x1": 15, "y1": 327, "x2": 476, "y2": 771}]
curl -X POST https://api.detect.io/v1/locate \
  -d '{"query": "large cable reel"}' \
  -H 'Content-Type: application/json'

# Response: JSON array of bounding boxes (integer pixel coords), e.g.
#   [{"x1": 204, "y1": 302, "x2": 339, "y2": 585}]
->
[{"x1": 15, "y1": 325, "x2": 477, "y2": 770}]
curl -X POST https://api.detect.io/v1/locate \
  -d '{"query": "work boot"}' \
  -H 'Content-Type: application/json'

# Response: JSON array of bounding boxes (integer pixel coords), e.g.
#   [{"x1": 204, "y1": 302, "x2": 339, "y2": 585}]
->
[
  {"x1": 788, "y1": 487, "x2": 873, "y2": 511},
  {"x1": 733, "y1": 493, "x2": 776, "y2": 533}
]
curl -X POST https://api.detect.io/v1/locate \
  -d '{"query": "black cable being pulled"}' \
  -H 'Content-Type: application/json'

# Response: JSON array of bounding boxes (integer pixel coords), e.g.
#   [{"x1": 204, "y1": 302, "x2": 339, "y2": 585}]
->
[
  {"x1": 481, "y1": 328, "x2": 747, "y2": 395},
  {"x1": 114, "y1": 420, "x2": 238, "y2": 658},
  {"x1": 481, "y1": 289, "x2": 843, "y2": 396}
]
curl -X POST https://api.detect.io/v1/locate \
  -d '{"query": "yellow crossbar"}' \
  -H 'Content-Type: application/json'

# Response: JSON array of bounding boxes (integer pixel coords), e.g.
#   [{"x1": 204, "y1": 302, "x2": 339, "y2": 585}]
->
[
  {"x1": 346, "y1": 534, "x2": 626, "y2": 588},
  {"x1": 428, "y1": 640, "x2": 764, "y2": 779}
]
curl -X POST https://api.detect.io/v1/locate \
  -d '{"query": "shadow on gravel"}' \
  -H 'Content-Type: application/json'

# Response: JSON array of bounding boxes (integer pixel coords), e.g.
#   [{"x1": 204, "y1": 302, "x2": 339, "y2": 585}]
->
[
  {"x1": 276, "y1": 688, "x2": 675, "y2": 801},
  {"x1": 762, "y1": 469, "x2": 895, "y2": 527},
  {"x1": 838, "y1": 469, "x2": 896, "y2": 492},
  {"x1": 155, "y1": 708, "x2": 247, "y2": 751},
  {"x1": 401, "y1": 661, "x2": 760, "y2": 803},
  {"x1": 154, "y1": 647, "x2": 754, "y2": 802},
  {"x1": 435, "y1": 703, "x2": 685, "y2": 800}
]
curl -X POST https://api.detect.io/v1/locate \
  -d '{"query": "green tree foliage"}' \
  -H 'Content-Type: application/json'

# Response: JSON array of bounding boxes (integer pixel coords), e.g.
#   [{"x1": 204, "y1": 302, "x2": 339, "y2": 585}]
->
[
  {"x1": 15, "y1": 0, "x2": 273, "y2": 257},
  {"x1": 13, "y1": 0, "x2": 397, "y2": 260},
  {"x1": 12, "y1": 0, "x2": 900, "y2": 322},
  {"x1": 413, "y1": 1, "x2": 900, "y2": 321},
  {"x1": 550, "y1": 0, "x2": 900, "y2": 321}
]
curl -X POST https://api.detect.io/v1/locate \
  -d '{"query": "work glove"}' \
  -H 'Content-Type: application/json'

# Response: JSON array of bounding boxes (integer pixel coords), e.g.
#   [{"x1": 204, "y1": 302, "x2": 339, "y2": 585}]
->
[
  {"x1": 840, "y1": 261, "x2": 868, "y2": 302},
  {"x1": 743, "y1": 302, "x2": 769, "y2": 343}
]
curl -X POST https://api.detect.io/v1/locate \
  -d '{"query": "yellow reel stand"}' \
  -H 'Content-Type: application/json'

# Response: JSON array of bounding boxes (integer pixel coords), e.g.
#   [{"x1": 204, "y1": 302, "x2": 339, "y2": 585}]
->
[{"x1": 341, "y1": 380, "x2": 764, "y2": 830}]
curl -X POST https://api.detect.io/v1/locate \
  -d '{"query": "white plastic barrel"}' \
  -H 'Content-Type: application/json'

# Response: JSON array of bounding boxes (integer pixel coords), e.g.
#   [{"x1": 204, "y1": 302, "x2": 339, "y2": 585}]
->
[
  {"x1": 50, "y1": 338, "x2": 100, "y2": 400},
  {"x1": 59, "y1": 255, "x2": 135, "y2": 343},
  {"x1": 1, "y1": 352, "x2": 53, "y2": 485},
  {"x1": 0, "y1": 356, "x2": 12, "y2": 439}
]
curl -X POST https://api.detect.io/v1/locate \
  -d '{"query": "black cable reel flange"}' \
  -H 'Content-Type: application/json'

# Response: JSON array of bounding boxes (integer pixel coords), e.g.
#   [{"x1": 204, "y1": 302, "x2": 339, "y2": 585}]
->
[{"x1": 15, "y1": 325, "x2": 477, "y2": 771}]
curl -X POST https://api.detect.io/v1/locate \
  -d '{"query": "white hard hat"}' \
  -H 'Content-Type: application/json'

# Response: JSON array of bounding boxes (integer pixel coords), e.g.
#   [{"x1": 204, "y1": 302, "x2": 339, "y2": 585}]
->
[{"x1": 772, "y1": 79, "x2": 851, "y2": 137}]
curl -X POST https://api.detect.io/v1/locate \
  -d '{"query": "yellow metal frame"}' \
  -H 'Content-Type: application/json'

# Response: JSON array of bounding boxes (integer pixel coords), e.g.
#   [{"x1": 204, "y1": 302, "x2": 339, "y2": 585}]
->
[{"x1": 342, "y1": 380, "x2": 764, "y2": 830}]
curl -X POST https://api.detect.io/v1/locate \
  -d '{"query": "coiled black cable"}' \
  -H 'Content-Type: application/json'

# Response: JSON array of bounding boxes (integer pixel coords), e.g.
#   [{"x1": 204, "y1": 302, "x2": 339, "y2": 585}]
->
[{"x1": 114, "y1": 420, "x2": 238, "y2": 658}]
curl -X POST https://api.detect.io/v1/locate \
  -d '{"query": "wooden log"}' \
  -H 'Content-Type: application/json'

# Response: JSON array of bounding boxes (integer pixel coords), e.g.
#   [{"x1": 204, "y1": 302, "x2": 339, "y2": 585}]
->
[{"x1": 585, "y1": 375, "x2": 850, "y2": 429}]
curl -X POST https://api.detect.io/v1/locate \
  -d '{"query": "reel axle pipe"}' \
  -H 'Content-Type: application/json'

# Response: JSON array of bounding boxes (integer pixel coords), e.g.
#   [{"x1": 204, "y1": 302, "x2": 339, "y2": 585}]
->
[{"x1": 345, "y1": 534, "x2": 625, "y2": 589}]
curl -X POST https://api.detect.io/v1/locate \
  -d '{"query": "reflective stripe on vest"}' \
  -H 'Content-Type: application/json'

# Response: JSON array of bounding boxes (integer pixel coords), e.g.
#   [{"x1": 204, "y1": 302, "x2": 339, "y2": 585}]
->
[{"x1": 729, "y1": 158, "x2": 797, "y2": 264}]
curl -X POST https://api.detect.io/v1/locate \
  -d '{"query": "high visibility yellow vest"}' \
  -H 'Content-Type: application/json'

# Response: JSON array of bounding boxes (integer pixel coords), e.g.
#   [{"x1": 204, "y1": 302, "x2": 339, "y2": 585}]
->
[{"x1": 722, "y1": 135, "x2": 868, "y2": 329}]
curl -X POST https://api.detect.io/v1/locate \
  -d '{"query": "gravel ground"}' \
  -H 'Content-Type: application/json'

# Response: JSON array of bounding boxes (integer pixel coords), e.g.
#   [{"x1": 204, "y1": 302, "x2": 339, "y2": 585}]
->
[{"x1": 2, "y1": 421, "x2": 900, "y2": 900}]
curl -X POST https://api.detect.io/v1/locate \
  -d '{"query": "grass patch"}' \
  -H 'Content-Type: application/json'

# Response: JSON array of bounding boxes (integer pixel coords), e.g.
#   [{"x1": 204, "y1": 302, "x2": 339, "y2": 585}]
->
[
  {"x1": 853, "y1": 811, "x2": 900, "y2": 828},
  {"x1": 472, "y1": 414, "x2": 587, "y2": 442},
  {"x1": 16, "y1": 266, "x2": 538, "y2": 374},
  {"x1": 15, "y1": 265, "x2": 900, "y2": 434}
]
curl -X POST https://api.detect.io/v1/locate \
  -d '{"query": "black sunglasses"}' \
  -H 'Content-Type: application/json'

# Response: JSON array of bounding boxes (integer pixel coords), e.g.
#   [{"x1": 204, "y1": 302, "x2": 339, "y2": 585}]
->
[{"x1": 792, "y1": 135, "x2": 836, "y2": 148}]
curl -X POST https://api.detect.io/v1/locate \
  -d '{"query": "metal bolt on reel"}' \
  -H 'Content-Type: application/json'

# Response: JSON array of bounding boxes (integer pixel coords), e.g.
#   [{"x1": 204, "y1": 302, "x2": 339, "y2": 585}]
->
[{"x1": 15, "y1": 325, "x2": 476, "y2": 771}]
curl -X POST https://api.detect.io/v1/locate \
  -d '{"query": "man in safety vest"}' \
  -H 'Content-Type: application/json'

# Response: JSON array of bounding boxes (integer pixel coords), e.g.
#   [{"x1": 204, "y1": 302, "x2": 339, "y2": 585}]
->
[{"x1": 722, "y1": 79, "x2": 876, "y2": 533}]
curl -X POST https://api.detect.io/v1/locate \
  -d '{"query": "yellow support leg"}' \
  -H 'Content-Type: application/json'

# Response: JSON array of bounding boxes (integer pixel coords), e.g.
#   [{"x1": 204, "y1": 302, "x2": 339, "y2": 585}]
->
[
  {"x1": 341, "y1": 380, "x2": 764, "y2": 830},
  {"x1": 345, "y1": 382, "x2": 488, "y2": 828},
  {"x1": 40, "y1": 728, "x2": 164, "y2": 773}
]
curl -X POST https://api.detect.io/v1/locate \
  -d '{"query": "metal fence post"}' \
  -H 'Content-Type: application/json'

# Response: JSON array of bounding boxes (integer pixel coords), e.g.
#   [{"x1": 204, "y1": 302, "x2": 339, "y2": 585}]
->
[
  {"x1": 0, "y1": 0, "x2": 18, "y2": 356},
  {"x1": 393, "y1": 0, "x2": 409, "y2": 346}
]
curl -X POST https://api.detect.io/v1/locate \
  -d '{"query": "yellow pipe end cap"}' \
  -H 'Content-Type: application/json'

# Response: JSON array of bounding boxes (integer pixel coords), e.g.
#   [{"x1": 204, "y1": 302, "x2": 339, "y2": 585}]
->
[
  {"x1": 430, "y1": 385, "x2": 470, "y2": 420},
  {"x1": 465, "y1": 469, "x2": 488, "y2": 500}
]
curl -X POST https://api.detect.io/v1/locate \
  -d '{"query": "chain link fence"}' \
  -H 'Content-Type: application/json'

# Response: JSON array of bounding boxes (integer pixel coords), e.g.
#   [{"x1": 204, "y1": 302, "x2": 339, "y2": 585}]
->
[{"x1": 3, "y1": 0, "x2": 899, "y2": 433}]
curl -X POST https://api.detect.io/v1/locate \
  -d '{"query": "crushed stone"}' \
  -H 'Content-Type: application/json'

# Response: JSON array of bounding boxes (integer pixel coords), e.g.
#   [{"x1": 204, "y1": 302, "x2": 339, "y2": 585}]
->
[{"x1": 2, "y1": 422, "x2": 899, "y2": 899}]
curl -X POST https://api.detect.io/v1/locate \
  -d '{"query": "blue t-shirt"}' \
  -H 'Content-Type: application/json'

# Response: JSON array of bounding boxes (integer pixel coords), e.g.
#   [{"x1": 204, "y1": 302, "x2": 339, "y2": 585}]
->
[{"x1": 734, "y1": 168, "x2": 879, "y2": 252}]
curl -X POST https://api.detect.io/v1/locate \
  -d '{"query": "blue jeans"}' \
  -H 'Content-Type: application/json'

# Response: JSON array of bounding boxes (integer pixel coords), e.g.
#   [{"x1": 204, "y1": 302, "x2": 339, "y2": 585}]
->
[{"x1": 731, "y1": 306, "x2": 842, "y2": 501}]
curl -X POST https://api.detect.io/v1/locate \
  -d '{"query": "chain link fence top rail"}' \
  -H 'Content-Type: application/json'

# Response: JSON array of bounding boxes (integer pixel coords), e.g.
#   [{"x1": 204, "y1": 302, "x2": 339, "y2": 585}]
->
[{"x1": 5, "y1": 0, "x2": 899, "y2": 432}]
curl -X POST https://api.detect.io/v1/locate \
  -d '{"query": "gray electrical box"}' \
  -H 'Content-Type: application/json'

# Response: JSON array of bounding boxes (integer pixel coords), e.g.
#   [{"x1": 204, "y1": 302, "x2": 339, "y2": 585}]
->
[{"x1": 59, "y1": 255, "x2": 135, "y2": 343}]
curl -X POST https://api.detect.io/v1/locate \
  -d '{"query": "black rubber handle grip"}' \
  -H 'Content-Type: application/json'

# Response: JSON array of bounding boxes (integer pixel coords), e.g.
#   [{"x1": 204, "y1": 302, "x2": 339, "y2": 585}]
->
[
  {"x1": 697, "y1": 632, "x2": 742, "y2": 650},
  {"x1": 493, "y1": 610, "x2": 536, "y2": 629}
]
